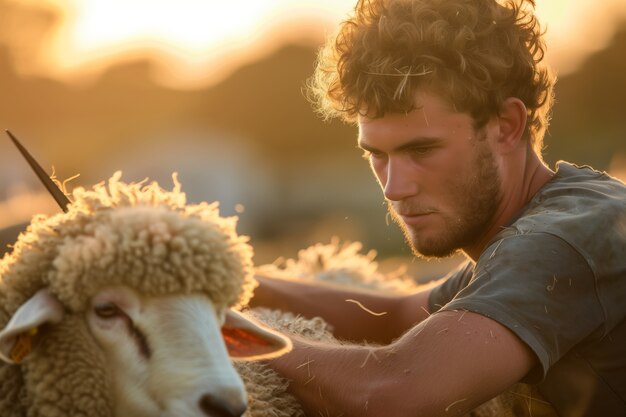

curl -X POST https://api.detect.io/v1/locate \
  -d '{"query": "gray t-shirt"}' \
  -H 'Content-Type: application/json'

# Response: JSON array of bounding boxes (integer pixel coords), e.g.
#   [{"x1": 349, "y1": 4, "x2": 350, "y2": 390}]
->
[{"x1": 429, "y1": 162, "x2": 626, "y2": 417}]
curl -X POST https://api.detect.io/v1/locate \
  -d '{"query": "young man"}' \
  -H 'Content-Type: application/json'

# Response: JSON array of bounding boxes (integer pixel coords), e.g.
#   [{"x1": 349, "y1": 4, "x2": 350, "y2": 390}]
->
[{"x1": 251, "y1": 0, "x2": 626, "y2": 416}]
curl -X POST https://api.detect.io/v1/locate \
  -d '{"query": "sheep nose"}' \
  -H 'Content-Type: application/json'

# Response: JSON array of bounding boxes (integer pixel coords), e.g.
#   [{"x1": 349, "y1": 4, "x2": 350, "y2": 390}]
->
[{"x1": 199, "y1": 393, "x2": 247, "y2": 417}]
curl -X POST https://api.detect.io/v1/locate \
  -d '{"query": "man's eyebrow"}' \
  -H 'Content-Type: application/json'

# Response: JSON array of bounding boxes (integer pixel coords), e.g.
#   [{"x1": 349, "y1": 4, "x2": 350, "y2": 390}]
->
[
  {"x1": 358, "y1": 137, "x2": 443, "y2": 153},
  {"x1": 357, "y1": 141, "x2": 378, "y2": 153}
]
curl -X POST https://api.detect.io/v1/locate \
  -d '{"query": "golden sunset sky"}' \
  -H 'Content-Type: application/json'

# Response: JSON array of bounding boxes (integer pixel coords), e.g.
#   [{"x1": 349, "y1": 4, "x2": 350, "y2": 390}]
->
[{"x1": 8, "y1": 0, "x2": 626, "y2": 88}]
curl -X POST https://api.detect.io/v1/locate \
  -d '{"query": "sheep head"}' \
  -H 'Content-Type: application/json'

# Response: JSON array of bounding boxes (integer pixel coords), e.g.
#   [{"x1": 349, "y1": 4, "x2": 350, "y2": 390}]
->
[{"x1": 0, "y1": 172, "x2": 291, "y2": 417}]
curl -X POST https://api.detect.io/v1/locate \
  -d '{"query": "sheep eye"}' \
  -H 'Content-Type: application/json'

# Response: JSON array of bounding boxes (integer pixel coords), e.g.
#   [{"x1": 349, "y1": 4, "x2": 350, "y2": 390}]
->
[{"x1": 94, "y1": 303, "x2": 121, "y2": 318}]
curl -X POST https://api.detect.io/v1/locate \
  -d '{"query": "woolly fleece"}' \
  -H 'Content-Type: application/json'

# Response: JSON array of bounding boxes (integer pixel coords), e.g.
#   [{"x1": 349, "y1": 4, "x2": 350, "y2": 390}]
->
[{"x1": 0, "y1": 171, "x2": 256, "y2": 314}]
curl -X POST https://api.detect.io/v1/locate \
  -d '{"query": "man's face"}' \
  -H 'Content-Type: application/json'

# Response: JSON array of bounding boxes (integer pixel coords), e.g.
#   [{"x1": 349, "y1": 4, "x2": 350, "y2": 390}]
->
[{"x1": 358, "y1": 91, "x2": 502, "y2": 258}]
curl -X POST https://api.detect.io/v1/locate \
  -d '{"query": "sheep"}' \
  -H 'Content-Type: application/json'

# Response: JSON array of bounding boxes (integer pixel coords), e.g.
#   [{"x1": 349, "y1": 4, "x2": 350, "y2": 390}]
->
[{"x1": 0, "y1": 172, "x2": 292, "y2": 417}]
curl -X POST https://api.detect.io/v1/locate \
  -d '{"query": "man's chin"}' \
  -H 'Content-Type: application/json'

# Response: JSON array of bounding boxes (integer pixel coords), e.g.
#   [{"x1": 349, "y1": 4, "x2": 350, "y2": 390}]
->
[
  {"x1": 411, "y1": 244, "x2": 460, "y2": 259},
  {"x1": 391, "y1": 209, "x2": 462, "y2": 258},
  {"x1": 406, "y1": 232, "x2": 461, "y2": 259}
]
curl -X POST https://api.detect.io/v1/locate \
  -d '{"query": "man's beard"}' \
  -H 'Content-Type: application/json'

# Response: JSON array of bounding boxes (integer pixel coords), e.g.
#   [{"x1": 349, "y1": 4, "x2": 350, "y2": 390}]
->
[{"x1": 388, "y1": 140, "x2": 502, "y2": 259}]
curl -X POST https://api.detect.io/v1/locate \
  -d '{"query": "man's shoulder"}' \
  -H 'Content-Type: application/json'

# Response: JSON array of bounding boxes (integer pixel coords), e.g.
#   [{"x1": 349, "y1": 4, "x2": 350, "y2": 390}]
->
[
  {"x1": 526, "y1": 161, "x2": 626, "y2": 218},
  {"x1": 500, "y1": 161, "x2": 626, "y2": 276}
]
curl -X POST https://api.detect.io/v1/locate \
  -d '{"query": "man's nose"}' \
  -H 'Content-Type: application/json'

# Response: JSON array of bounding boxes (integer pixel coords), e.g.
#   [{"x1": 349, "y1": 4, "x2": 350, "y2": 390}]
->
[{"x1": 382, "y1": 156, "x2": 418, "y2": 202}]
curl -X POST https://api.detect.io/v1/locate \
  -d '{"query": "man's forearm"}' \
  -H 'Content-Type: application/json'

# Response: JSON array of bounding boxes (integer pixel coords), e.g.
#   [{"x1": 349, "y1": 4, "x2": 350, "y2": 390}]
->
[
  {"x1": 268, "y1": 337, "x2": 381, "y2": 416},
  {"x1": 267, "y1": 311, "x2": 536, "y2": 417},
  {"x1": 268, "y1": 331, "x2": 458, "y2": 417},
  {"x1": 251, "y1": 275, "x2": 432, "y2": 344}
]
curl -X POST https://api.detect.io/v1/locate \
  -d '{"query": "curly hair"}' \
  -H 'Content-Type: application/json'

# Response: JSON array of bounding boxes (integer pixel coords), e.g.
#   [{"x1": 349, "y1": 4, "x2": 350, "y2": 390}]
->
[{"x1": 307, "y1": 0, "x2": 556, "y2": 153}]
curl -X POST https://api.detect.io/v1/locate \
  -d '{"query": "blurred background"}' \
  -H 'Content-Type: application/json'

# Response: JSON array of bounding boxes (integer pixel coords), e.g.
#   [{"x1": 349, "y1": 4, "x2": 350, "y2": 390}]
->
[{"x1": 1, "y1": 0, "x2": 625, "y2": 278}]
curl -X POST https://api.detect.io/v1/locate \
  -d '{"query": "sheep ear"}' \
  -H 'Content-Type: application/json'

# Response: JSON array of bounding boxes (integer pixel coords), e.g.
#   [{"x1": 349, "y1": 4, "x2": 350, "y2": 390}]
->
[
  {"x1": 0, "y1": 289, "x2": 64, "y2": 364},
  {"x1": 223, "y1": 310, "x2": 292, "y2": 361}
]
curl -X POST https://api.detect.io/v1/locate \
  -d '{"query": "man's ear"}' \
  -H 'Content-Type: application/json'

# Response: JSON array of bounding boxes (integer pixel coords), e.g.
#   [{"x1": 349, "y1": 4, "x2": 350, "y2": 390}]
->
[
  {"x1": 495, "y1": 97, "x2": 528, "y2": 152},
  {"x1": 222, "y1": 309, "x2": 292, "y2": 361},
  {"x1": 0, "y1": 289, "x2": 64, "y2": 364}
]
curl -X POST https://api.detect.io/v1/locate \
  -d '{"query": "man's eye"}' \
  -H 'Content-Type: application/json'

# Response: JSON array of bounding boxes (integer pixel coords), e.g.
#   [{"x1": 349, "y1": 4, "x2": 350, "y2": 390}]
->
[{"x1": 408, "y1": 147, "x2": 433, "y2": 156}]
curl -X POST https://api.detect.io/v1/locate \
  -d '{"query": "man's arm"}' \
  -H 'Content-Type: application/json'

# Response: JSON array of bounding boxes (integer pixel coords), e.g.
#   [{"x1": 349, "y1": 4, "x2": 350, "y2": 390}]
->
[
  {"x1": 251, "y1": 275, "x2": 436, "y2": 344},
  {"x1": 268, "y1": 310, "x2": 537, "y2": 417}
]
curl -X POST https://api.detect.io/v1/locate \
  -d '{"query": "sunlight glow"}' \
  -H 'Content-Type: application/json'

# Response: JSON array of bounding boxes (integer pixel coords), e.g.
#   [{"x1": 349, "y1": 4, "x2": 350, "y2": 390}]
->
[
  {"x1": 72, "y1": 0, "x2": 269, "y2": 49},
  {"x1": 25, "y1": 0, "x2": 355, "y2": 88},
  {"x1": 535, "y1": 0, "x2": 626, "y2": 74},
  {"x1": 7, "y1": 0, "x2": 626, "y2": 88},
  {"x1": 43, "y1": 0, "x2": 288, "y2": 87}
]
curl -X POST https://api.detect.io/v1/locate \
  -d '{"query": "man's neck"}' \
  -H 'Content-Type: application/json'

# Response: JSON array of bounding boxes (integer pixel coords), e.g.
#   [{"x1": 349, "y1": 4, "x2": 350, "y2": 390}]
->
[{"x1": 463, "y1": 150, "x2": 554, "y2": 261}]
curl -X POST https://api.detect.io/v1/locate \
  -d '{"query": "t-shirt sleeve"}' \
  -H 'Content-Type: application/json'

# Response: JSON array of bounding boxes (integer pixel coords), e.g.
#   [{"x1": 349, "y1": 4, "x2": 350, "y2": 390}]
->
[
  {"x1": 428, "y1": 260, "x2": 474, "y2": 312},
  {"x1": 436, "y1": 233, "x2": 604, "y2": 381}
]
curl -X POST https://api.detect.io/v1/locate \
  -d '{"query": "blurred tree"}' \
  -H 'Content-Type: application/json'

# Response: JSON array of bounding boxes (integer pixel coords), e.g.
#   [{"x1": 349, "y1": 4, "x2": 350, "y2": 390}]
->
[{"x1": 544, "y1": 22, "x2": 626, "y2": 169}]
